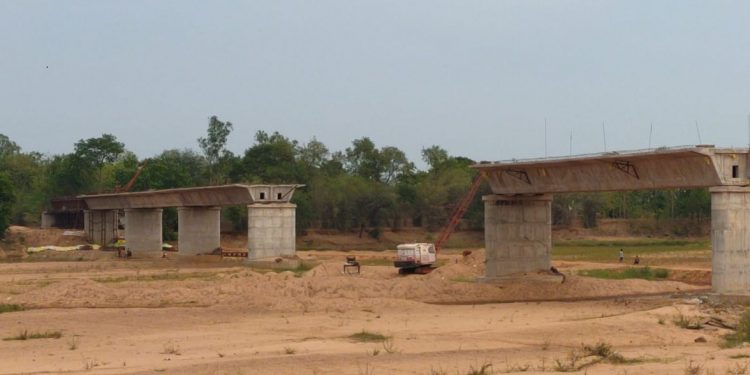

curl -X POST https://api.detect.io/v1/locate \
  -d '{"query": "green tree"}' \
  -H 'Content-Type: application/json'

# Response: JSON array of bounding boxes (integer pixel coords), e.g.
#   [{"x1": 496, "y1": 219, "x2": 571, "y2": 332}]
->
[
  {"x1": 135, "y1": 149, "x2": 207, "y2": 190},
  {"x1": 379, "y1": 146, "x2": 414, "y2": 184},
  {"x1": 421, "y1": 145, "x2": 449, "y2": 171},
  {"x1": 73, "y1": 134, "x2": 125, "y2": 191},
  {"x1": 344, "y1": 137, "x2": 381, "y2": 181},
  {"x1": 198, "y1": 116, "x2": 234, "y2": 184},
  {"x1": 0, "y1": 134, "x2": 20, "y2": 159},
  {"x1": 46, "y1": 153, "x2": 96, "y2": 196},
  {"x1": 0, "y1": 172, "x2": 15, "y2": 238},
  {"x1": 235, "y1": 131, "x2": 299, "y2": 183},
  {"x1": 298, "y1": 137, "x2": 329, "y2": 168}
]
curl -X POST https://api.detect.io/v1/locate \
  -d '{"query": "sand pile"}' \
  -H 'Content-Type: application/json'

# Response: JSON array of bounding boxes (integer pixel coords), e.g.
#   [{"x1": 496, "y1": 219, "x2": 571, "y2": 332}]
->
[
  {"x1": 6, "y1": 226, "x2": 88, "y2": 247},
  {"x1": 7, "y1": 258, "x2": 707, "y2": 313}
]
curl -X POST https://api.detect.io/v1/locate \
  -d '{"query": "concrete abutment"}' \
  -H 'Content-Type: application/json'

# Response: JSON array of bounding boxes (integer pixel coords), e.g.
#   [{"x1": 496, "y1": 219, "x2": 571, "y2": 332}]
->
[{"x1": 481, "y1": 194, "x2": 552, "y2": 281}]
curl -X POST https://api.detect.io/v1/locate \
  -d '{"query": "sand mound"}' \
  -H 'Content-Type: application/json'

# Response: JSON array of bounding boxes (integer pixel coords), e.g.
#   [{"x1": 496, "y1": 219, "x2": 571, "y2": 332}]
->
[
  {"x1": 8, "y1": 260, "x2": 705, "y2": 314},
  {"x1": 7, "y1": 226, "x2": 89, "y2": 247}
]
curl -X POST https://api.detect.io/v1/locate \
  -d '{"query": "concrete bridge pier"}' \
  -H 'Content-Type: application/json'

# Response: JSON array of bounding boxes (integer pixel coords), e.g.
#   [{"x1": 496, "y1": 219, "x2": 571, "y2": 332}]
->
[
  {"x1": 124, "y1": 208, "x2": 163, "y2": 257},
  {"x1": 84, "y1": 209, "x2": 119, "y2": 246},
  {"x1": 177, "y1": 206, "x2": 221, "y2": 256},
  {"x1": 247, "y1": 203, "x2": 296, "y2": 260},
  {"x1": 481, "y1": 194, "x2": 552, "y2": 281},
  {"x1": 711, "y1": 186, "x2": 750, "y2": 294}
]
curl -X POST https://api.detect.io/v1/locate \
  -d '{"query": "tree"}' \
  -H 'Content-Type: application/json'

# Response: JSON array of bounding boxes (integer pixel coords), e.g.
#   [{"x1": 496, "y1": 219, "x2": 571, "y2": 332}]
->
[
  {"x1": 198, "y1": 116, "x2": 234, "y2": 184},
  {"x1": 0, "y1": 134, "x2": 20, "y2": 159},
  {"x1": 298, "y1": 137, "x2": 329, "y2": 168},
  {"x1": 135, "y1": 149, "x2": 207, "y2": 190},
  {"x1": 422, "y1": 145, "x2": 449, "y2": 171},
  {"x1": 344, "y1": 137, "x2": 381, "y2": 181},
  {"x1": 235, "y1": 131, "x2": 299, "y2": 183},
  {"x1": 46, "y1": 153, "x2": 97, "y2": 196},
  {"x1": 74, "y1": 134, "x2": 125, "y2": 167},
  {"x1": 379, "y1": 146, "x2": 413, "y2": 184},
  {"x1": 74, "y1": 134, "x2": 125, "y2": 191},
  {"x1": 0, "y1": 172, "x2": 15, "y2": 238}
]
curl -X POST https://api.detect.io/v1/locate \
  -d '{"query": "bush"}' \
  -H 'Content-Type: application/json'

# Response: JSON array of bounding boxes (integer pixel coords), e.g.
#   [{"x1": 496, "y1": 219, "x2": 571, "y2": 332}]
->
[{"x1": 724, "y1": 310, "x2": 750, "y2": 347}]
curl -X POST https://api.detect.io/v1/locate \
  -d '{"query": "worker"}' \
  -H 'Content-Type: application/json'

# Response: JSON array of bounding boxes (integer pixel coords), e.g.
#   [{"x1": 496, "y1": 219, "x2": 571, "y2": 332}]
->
[
  {"x1": 618, "y1": 249, "x2": 624, "y2": 263},
  {"x1": 633, "y1": 255, "x2": 640, "y2": 265}
]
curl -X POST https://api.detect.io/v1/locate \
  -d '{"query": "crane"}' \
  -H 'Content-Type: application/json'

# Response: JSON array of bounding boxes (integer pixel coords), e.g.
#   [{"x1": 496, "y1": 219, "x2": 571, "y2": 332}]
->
[
  {"x1": 434, "y1": 172, "x2": 485, "y2": 253},
  {"x1": 114, "y1": 161, "x2": 147, "y2": 193},
  {"x1": 393, "y1": 172, "x2": 485, "y2": 274}
]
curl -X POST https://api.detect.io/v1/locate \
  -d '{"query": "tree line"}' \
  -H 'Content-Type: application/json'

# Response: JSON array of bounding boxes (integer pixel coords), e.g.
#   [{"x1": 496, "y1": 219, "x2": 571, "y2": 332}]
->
[{"x1": 0, "y1": 116, "x2": 710, "y2": 239}]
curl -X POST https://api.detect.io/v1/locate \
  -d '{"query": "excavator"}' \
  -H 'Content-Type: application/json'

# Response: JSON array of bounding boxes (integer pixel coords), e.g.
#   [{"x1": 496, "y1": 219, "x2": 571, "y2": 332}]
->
[{"x1": 394, "y1": 172, "x2": 485, "y2": 274}]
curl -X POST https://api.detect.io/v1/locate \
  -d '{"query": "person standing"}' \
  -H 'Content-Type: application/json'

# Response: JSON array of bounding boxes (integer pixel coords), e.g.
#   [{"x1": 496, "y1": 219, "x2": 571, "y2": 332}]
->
[{"x1": 619, "y1": 249, "x2": 624, "y2": 263}]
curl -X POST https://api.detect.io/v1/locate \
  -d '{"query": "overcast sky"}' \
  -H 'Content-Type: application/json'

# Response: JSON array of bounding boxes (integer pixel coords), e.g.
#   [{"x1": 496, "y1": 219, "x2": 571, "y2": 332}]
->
[{"x1": 2, "y1": 1, "x2": 750, "y2": 167}]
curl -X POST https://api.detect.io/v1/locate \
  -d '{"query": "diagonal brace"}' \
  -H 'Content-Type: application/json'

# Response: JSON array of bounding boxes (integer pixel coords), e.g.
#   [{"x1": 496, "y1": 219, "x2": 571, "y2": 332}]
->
[
  {"x1": 504, "y1": 169, "x2": 532, "y2": 184},
  {"x1": 613, "y1": 160, "x2": 639, "y2": 179}
]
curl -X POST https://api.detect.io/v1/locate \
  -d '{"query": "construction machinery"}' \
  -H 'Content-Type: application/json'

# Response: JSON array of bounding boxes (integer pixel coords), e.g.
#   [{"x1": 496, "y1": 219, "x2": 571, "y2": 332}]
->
[
  {"x1": 114, "y1": 161, "x2": 147, "y2": 193},
  {"x1": 394, "y1": 172, "x2": 485, "y2": 274}
]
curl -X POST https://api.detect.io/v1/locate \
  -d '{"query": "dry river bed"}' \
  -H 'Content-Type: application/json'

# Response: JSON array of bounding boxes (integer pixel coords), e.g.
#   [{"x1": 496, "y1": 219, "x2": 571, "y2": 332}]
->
[{"x1": 0, "y1": 249, "x2": 747, "y2": 375}]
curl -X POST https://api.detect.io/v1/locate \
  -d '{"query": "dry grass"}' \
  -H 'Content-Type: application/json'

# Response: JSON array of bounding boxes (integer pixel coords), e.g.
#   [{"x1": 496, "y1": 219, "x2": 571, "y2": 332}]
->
[
  {"x1": 4, "y1": 329, "x2": 62, "y2": 341},
  {"x1": 349, "y1": 330, "x2": 389, "y2": 343},
  {"x1": 0, "y1": 303, "x2": 25, "y2": 314}
]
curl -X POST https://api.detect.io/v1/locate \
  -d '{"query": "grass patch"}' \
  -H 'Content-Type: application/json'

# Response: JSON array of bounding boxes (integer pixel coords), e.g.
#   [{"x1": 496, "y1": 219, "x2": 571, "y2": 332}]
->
[
  {"x1": 730, "y1": 354, "x2": 750, "y2": 359},
  {"x1": 723, "y1": 310, "x2": 750, "y2": 348},
  {"x1": 161, "y1": 340, "x2": 181, "y2": 355},
  {"x1": 466, "y1": 362, "x2": 493, "y2": 375},
  {"x1": 552, "y1": 341, "x2": 646, "y2": 372},
  {"x1": 4, "y1": 330, "x2": 62, "y2": 341},
  {"x1": 358, "y1": 258, "x2": 394, "y2": 267},
  {"x1": 0, "y1": 304, "x2": 24, "y2": 314},
  {"x1": 93, "y1": 271, "x2": 216, "y2": 283},
  {"x1": 579, "y1": 267, "x2": 669, "y2": 280},
  {"x1": 553, "y1": 239, "x2": 709, "y2": 263},
  {"x1": 450, "y1": 275, "x2": 477, "y2": 283},
  {"x1": 673, "y1": 313, "x2": 704, "y2": 330},
  {"x1": 349, "y1": 330, "x2": 389, "y2": 343},
  {"x1": 292, "y1": 261, "x2": 315, "y2": 277}
]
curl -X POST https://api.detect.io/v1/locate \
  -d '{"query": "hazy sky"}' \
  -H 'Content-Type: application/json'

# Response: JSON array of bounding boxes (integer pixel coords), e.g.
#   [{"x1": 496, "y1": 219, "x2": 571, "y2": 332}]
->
[{"x1": 2, "y1": 1, "x2": 750, "y2": 167}]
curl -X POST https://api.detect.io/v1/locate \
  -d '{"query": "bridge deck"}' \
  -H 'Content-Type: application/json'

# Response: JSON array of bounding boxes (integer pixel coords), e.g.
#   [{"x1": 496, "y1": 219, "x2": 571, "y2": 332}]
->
[{"x1": 472, "y1": 146, "x2": 748, "y2": 194}]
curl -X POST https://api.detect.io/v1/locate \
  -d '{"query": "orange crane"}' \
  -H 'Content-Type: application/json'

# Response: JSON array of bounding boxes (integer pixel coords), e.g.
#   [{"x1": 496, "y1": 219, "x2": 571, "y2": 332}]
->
[
  {"x1": 393, "y1": 172, "x2": 485, "y2": 274},
  {"x1": 114, "y1": 161, "x2": 147, "y2": 193},
  {"x1": 434, "y1": 171, "x2": 485, "y2": 253}
]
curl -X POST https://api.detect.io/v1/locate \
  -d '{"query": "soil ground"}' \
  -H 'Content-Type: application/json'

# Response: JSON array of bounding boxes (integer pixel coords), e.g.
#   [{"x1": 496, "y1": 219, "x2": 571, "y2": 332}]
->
[{"x1": 0, "y1": 226, "x2": 747, "y2": 374}]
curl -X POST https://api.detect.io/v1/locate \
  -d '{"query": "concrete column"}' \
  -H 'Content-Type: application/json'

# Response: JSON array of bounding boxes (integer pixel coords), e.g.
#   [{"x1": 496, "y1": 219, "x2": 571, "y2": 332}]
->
[
  {"x1": 124, "y1": 208, "x2": 163, "y2": 257},
  {"x1": 41, "y1": 212, "x2": 56, "y2": 229},
  {"x1": 481, "y1": 194, "x2": 552, "y2": 280},
  {"x1": 247, "y1": 203, "x2": 296, "y2": 260},
  {"x1": 710, "y1": 187, "x2": 750, "y2": 294},
  {"x1": 85, "y1": 209, "x2": 119, "y2": 246},
  {"x1": 177, "y1": 206, "x2": 221, "y2": 256}
]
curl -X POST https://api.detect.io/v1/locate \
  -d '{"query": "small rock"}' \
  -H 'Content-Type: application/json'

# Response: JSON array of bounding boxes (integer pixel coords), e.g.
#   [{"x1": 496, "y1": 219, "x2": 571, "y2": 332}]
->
[
  {"x1": 684, "y1": 298, "x2": 703, "y2": 305},
  {"x1": 694, "y1": 337, "x2": 707, "y2": 343}
]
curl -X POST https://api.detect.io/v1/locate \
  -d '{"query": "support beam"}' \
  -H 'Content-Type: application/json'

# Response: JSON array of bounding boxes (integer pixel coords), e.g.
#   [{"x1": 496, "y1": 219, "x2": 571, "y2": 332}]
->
[
  {"x1": 247, "y1": 203, "x2": 296, "y2": 260},
  {"x1": 41, "y1": 212, "x2": 56, "y2": 229},
  {"x1": 481, "y1": 194, "x2": 552, "y2": 280},
  {"x1": 711, "y1": 187, "x2": 750, "y2": 294},
  {"x1": 124, "y1": 208, "x2": 163, "y2": 257},
  {"x1": 177, "y1": 206, "x2": 221, "y2": 256},
  {"x1": 84, "y1": 210, "x2": 119, "y2": 246}
]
